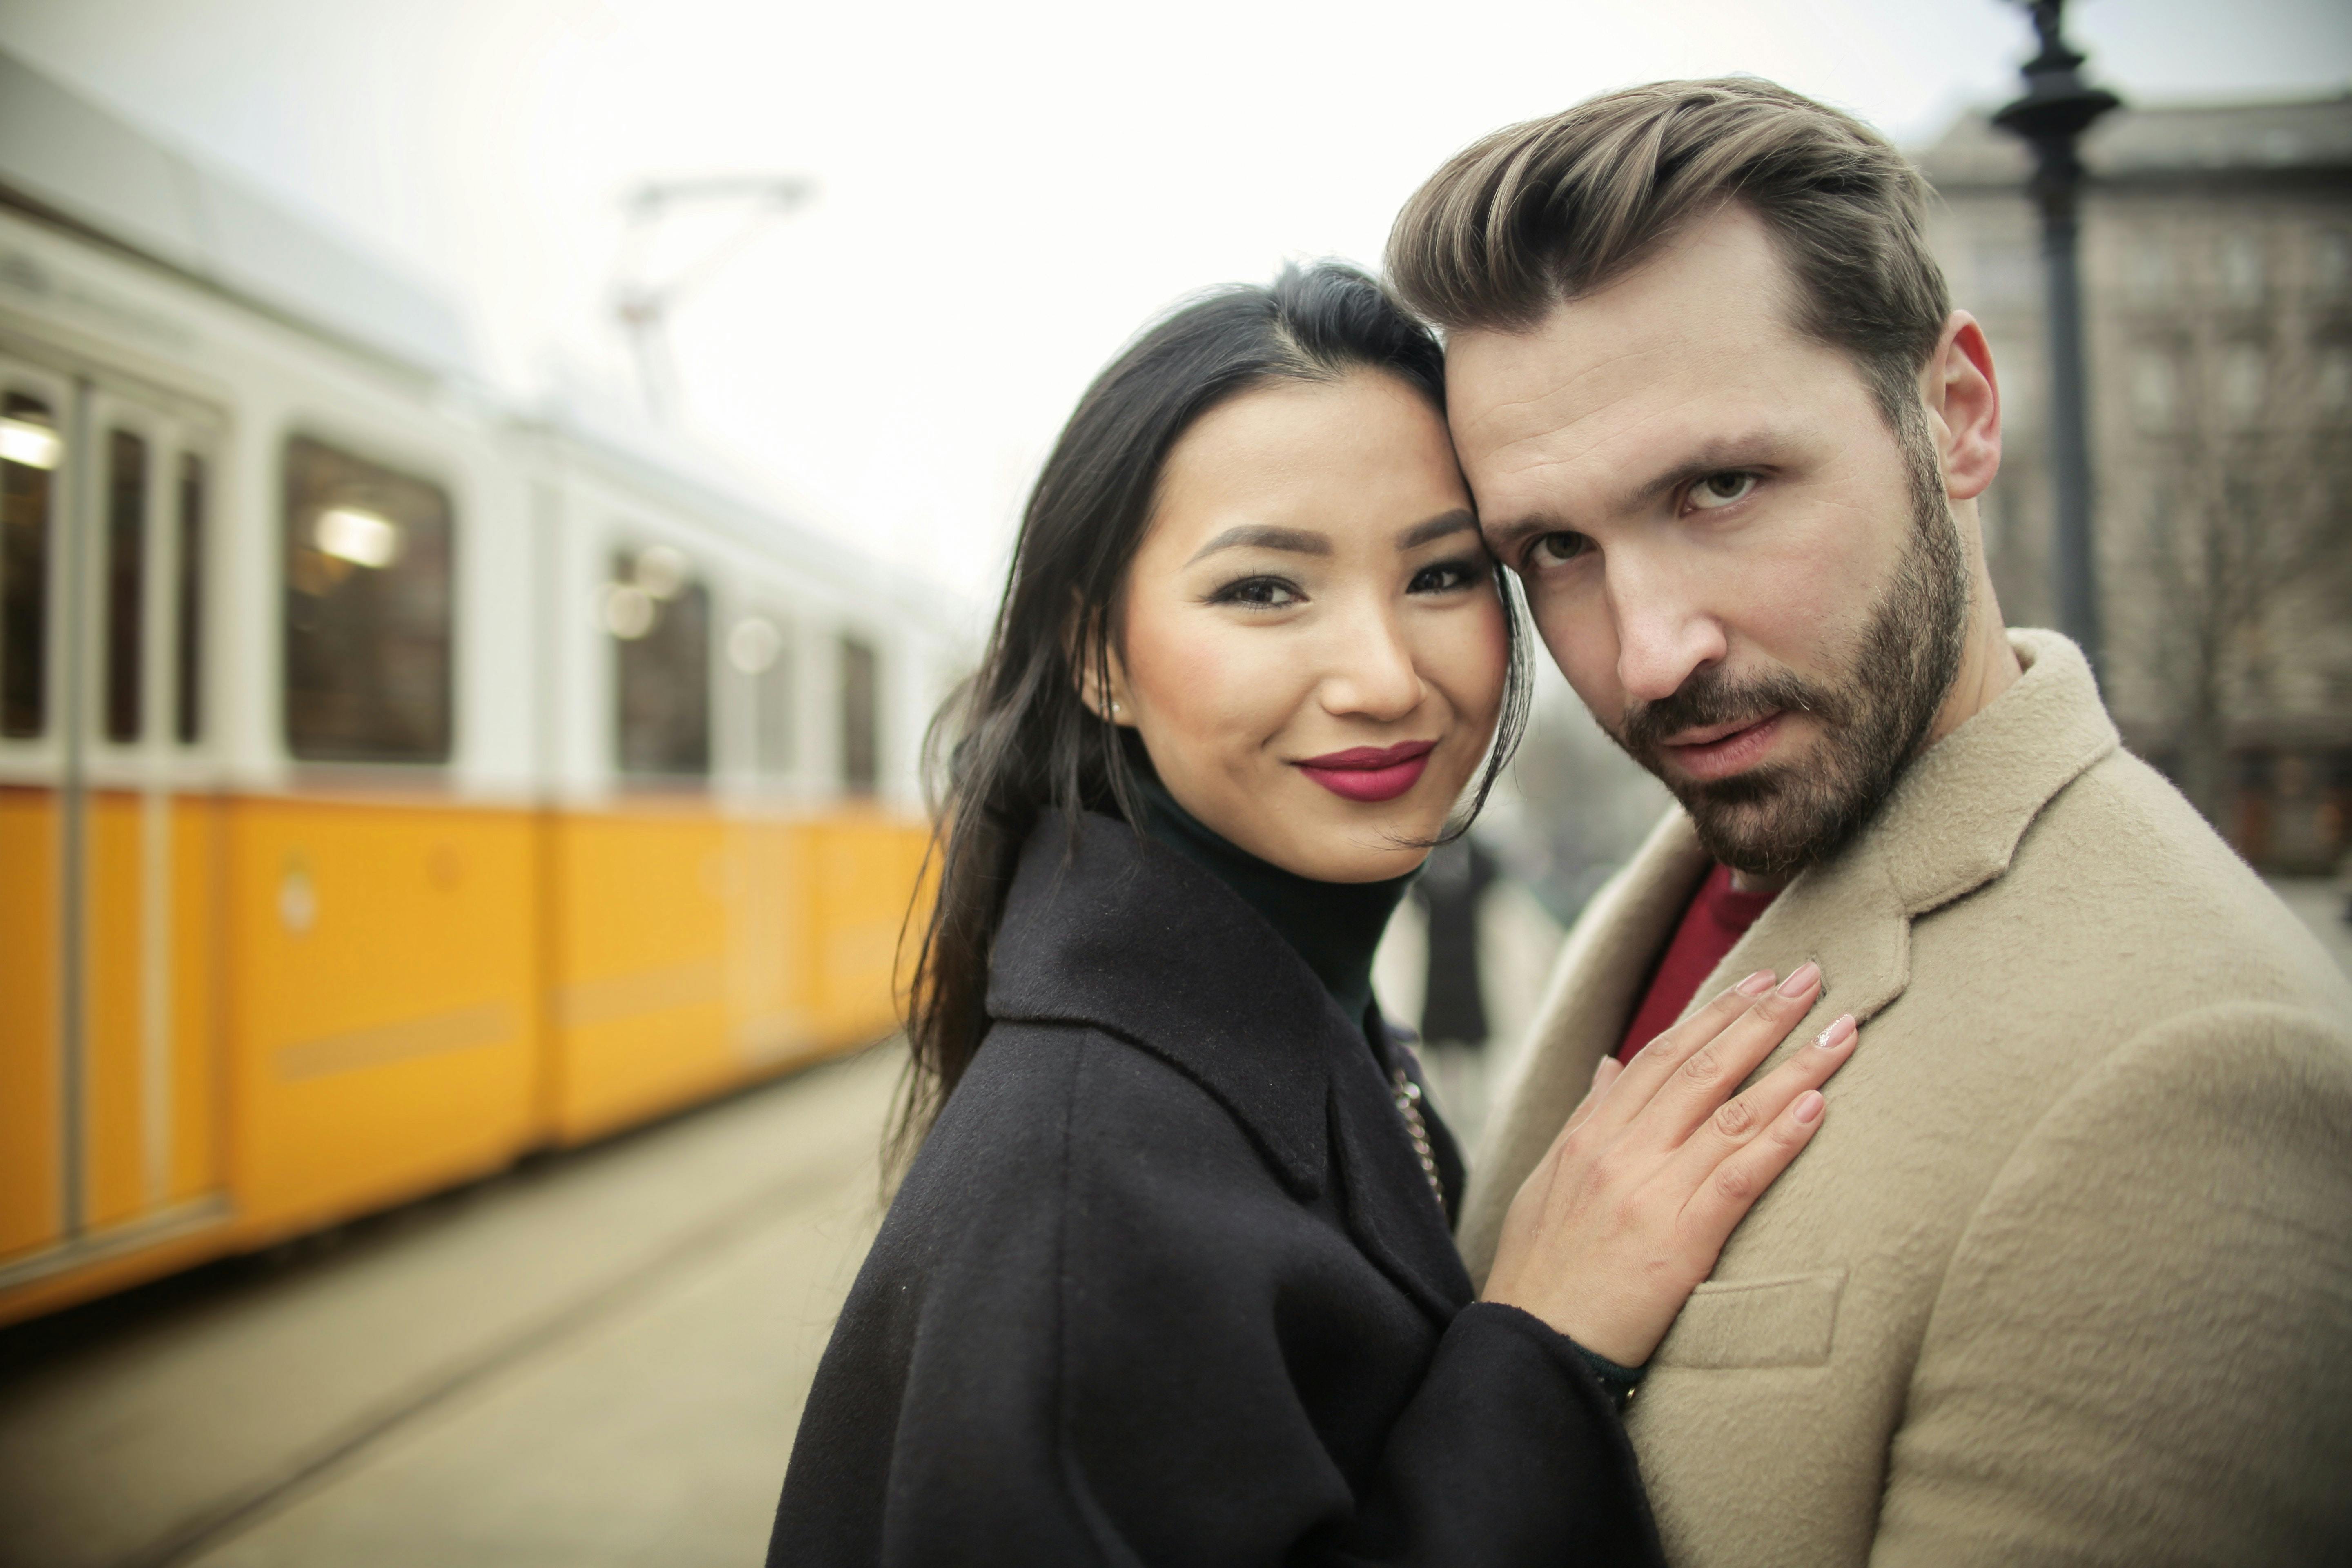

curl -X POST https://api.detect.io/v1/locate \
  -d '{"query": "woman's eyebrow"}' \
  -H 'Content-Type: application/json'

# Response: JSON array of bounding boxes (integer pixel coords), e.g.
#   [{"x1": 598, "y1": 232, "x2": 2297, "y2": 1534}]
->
[
  {"x1": 1185, "y1": 524, "x2": 1330, "y2": 565},
  {"x1": 1395, "y1": 510, "x2": 1477, "y2": 550}
]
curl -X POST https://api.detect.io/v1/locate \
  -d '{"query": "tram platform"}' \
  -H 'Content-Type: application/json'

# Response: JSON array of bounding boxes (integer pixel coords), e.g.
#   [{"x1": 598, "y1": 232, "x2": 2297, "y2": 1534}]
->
[{"x1": 0, "y1": 1045, "x2": 900, "y2": 1568}]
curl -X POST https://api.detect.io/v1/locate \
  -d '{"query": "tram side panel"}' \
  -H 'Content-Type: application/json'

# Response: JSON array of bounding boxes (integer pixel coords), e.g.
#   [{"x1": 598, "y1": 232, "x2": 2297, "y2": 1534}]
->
[{"x1": 224, "y1": 797, "x2": 540, "y2": 1240}]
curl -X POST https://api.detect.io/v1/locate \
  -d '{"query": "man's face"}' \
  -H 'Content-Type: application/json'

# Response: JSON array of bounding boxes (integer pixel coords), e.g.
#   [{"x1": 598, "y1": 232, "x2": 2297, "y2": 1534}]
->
[{"x1": 1446, "y1": 205, "x2": 1969, "y2": 878}]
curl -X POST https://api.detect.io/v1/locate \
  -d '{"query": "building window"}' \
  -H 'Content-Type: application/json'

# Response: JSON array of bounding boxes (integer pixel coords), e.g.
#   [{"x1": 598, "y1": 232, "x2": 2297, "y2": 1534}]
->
[
  {"x1": 2218, "y1": 233, "x2": 2265, "y2": 306},
  {"x1": 839, "y1": 634, "x2": 879, "y2": 796},
  {"x1": 728, "y1": 613, "x2": 795, "y2": 779},
  {"x1": 2317, "y1": 345, "x2": 2352, "y2": 416},
  {"x1": 608, "y1": 543, "x2": 710, "y2": 778},
  {"x1": 2314, "y1": 230, "x2": 2351, "y2": 297},
  {"x1": 283, "y1": 435, "x2": 455, "y2": 763},
  {"x1": 104, "y1": 428, "x2": 149, "y2": 743},
  {"x1": 176, "y1": 451, "x2": 206, "y2": 744},
  {"x1": 2219, "y1": 342, "x2": 2268, "y2": 428},
  {"x1": 2, "y1": 392, "x2": 58, "y2": 739},
  {"x1": 2124, "y1": 236, "x2": 2172, "y2": 304},
  {"x1": 2131, "y1": 348, "x2": 2178, "y2": 432}
]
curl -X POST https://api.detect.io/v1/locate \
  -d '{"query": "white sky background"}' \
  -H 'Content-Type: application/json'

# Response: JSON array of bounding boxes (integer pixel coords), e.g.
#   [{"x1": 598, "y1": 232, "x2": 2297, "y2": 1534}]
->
[{"x1": 2, "y1": 0, "x2": 2347, "y2": 614}]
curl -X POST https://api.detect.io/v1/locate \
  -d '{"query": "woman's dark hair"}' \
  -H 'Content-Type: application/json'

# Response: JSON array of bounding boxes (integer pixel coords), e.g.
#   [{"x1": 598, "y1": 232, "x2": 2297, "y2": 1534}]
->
[{"x1": 892, "y1": 261, "x2": 1532, "y2": 1161}]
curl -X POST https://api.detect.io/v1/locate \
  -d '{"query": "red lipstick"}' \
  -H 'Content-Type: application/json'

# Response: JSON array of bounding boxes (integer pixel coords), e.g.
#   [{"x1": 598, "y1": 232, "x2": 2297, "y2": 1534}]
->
[{"x1": 1295, "y1": 740, "x2": 1437, "y2": 803}]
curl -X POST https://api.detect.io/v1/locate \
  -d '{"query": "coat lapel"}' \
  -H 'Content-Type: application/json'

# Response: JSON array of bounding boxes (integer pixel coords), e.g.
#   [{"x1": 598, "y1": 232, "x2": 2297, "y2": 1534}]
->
[{"x1": 987, "y1": 812, "x2": 1473, "y2": 1320}]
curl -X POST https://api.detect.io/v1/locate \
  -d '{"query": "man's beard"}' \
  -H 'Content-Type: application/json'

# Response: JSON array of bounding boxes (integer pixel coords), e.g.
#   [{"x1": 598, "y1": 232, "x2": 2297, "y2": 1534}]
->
[{"x1": 1609, "y1": 416, "x2": 1971, "y2": 880}]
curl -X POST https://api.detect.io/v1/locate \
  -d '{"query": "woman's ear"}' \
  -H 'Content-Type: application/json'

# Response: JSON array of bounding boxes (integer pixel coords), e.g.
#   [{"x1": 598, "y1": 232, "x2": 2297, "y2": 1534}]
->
[{"x1": 1068, "y1": 607, "x2": 1134, "y2": 726}]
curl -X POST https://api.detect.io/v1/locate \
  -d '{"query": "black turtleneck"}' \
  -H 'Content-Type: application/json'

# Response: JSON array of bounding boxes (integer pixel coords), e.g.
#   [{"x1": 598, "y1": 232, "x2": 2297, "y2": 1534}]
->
[{"x1": 1133, "y1": 771, "x2": 1416, "y2": 1029}]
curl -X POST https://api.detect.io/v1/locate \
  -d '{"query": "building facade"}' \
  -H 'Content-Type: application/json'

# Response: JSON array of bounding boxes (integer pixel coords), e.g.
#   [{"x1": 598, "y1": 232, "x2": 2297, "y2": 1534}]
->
[{"x1": 1917, "y1": 94, "x2": 2352, "y2": 873}]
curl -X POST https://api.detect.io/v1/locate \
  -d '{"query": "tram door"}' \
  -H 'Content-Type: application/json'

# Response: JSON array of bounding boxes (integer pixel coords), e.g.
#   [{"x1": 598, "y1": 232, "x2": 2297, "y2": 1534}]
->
[{"x1": 0, "y1": 360, "x2": 225, "y2": 1283}]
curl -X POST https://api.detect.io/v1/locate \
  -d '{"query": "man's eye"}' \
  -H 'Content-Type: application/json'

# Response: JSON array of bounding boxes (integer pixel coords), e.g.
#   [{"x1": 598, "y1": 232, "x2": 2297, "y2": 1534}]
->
[
  {"x1": 1408, "y1": 558, "x2": 1480, "y2": 594},
  {"x1": 1523, "y1": 532, "x2": 1592, "y2": 569},
  {"x1": 1688, "y1": 472, "x2": 1757, "y2": 511},
  {"x1": 1209, "y1": 576, "x2": 1300, "y2": 608}
]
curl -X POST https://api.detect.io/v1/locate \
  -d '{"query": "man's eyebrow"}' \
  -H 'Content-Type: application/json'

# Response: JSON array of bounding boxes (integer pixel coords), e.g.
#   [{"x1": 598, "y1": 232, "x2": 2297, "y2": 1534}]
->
[
  {"x1": 1480, "y1": 436, "x2": 1795, "y2": 552},
  {"x1": 1607, "y1": 437, "x2": 1788, "y2": 517},
  {"x1": 1395, "y1": 510, "x2": 1477, "y2": 550},
  {"x1": 1184, "y1": 525, "x2": 1331, "y2": 566}
]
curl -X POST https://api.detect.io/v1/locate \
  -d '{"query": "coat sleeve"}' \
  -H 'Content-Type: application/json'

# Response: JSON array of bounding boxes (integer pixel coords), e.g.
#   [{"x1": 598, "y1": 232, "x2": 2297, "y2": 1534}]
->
[
  {"x1": 1869, "y1": 1002, "x2": 2352, "y2": 1565},
  {"x1": 772, "y1": 1027, "x2": 1659, "y2": 1568}
]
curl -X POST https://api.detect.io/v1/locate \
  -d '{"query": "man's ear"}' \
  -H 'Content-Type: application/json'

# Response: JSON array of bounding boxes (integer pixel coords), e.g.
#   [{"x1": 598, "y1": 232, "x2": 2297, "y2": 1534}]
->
[{"x1": 1921, "y1": 311, "x2": 2002, "y2": 503}]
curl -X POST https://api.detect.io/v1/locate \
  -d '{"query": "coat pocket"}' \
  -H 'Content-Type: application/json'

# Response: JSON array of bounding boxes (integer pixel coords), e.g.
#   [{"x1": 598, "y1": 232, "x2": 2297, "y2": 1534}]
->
[{"x1": 1653, "y1": 1269, "x2": 1846, "y2": 1370}]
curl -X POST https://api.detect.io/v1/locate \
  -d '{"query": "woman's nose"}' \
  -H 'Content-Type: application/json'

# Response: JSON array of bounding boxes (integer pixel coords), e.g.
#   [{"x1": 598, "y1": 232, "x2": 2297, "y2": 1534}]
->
[{"x1": 1317, "y1": 606, "x2": 1425, "y2": 721}]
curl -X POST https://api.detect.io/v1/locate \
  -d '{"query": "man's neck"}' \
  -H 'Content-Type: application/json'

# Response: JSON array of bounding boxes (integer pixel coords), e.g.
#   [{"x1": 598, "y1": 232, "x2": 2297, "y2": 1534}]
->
[{"x1": 1928, "y1": 586, "x2": 2023, "y2": 748}]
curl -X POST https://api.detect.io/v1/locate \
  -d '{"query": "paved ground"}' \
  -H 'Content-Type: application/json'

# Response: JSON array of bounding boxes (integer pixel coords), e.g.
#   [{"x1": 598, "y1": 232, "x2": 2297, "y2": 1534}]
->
[
  {"x1": 0, "y1": 1046, "x2": 900, "y2": 1568},
  {"x1": 2, "y1": 877, "x2": 2336, "y2": 1568}
]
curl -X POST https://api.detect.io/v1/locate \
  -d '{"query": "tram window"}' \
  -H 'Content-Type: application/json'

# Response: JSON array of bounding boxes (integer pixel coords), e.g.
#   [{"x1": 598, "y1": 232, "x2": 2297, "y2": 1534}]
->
[
  {"x1": 840, "y1": 634, "x2": 878, "y2": 795},
  {"x1": 609, "y1": 545, "x2": 711, "y2": 778},
  {"x1": 283, "y1": 436, "x2": 454, "y2": 763},
  {"x1": 1, "y1": 392, "x2": 56, "y2": 738},
  {"x1": 104, "y1": 429, "x2": 149, "y2": 743},
  {"x1": 175, "y1": 452, "x2": 205, "y2": 744},
  {"x1": 728, "y1": 614, "x2": 793, "y2": 778}
]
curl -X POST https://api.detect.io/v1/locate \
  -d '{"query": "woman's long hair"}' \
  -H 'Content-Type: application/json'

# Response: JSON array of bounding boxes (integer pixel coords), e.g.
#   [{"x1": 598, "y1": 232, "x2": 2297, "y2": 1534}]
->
[{"x1": 893, "y1": 261, "x2": 1532, "y2": 1165}]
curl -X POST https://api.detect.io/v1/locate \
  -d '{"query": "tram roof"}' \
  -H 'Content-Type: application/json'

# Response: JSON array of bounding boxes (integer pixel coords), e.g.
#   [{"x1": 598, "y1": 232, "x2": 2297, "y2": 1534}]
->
[{"x1": 0, "y1": 47, "x2": 475, "y2": 380}]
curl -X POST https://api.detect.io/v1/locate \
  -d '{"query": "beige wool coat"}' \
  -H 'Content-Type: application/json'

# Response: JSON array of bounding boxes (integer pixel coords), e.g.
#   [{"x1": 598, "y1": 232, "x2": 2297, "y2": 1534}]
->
[{"x1": 1461, "y1": 631, "x2": 2352, "y2": 1566}]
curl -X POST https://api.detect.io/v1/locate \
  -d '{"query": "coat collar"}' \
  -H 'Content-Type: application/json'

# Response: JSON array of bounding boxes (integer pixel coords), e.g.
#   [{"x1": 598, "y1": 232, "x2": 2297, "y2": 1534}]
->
[
  {"x1": 986, "y1": 811, "x2": 1472, "y2": 1319},
  {"x1": 988, "y1": 811, "x2": 1335, "y2": 1197},
  {"x1": 1732, "y1": 628, "x2": 2119, "y2": 1031}
]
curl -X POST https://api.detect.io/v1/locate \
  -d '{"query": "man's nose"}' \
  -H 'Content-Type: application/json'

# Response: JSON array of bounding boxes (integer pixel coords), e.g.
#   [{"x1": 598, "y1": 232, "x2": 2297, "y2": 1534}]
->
[
  {"x1": 1319, "y1": 602, "x2": 1425, "y2": 722},
  {"x1": 1609, "y1": 559, "x2": 1728, "y2": 704}
]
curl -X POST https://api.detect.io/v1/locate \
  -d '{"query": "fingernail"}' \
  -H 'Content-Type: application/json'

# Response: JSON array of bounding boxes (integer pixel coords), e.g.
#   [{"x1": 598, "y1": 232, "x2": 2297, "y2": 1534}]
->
[
  {"x1": 1814, "y1": 1013, "x2": 1856, "y2": 1050},
  {"x1": 1793, "y1": 1090, "x2": 1825, "y2": 1124},
  {"x1": 1777, "y1": 960, "x2": 1821, "y2": 998},
  {"x1": 1737, "y1": 969, "x2": 1777, "y2": 997}
]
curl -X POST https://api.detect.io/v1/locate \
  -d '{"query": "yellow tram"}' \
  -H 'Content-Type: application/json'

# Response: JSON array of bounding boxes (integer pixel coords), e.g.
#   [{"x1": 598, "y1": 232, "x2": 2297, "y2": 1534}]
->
[{"x1": 0, "y1": 52, "x2": 959, "y2": 1327}]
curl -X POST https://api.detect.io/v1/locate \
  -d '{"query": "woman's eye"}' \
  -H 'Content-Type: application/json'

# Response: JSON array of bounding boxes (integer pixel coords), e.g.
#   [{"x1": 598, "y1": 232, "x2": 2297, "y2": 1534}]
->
[
  {"x1": 1407, "y1": 558, "x2": 1480, "y2": 595},
  {"x1": 1523, "y1": 532, "x2": 1592, "y2": 570},
  {"x1": 1688, "y1": 471, "x2": 1757, "y2": 511},
  {"x1": 1209, "y1": 576, "x2": 1300, "y2": 608}
]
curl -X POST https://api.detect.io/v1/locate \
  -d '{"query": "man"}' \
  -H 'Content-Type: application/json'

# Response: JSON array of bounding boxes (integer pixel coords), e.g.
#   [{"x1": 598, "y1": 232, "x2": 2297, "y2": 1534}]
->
[{"x1": 1388, "y1": 80, "x2": 2352, "y2": 1565}]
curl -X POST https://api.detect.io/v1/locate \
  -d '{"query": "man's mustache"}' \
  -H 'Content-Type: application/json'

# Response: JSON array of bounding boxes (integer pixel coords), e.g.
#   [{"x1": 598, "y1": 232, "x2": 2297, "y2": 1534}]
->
[{"x1": 1617, "y1": 664, "x2": 1844, "y2": 757}]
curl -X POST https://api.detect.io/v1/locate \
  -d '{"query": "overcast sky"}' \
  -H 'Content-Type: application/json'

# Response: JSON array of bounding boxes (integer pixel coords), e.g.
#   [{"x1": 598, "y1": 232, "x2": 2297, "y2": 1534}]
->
[{"x1": 3, "y1": 0, "x2": 2347, "y2": 602}]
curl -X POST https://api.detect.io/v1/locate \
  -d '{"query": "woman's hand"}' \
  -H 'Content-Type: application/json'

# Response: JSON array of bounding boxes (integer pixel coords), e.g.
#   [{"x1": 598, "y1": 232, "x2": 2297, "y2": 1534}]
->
[{"x1": 1482, "y1": 963, "x2": 1857, "y2": 1367}]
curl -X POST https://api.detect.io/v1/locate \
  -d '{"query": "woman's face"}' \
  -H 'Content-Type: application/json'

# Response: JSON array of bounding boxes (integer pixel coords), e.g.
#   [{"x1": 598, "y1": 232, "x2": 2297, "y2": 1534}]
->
[{"x1": 1104, "y1": 371, "x2": 1508, "y2": 883}]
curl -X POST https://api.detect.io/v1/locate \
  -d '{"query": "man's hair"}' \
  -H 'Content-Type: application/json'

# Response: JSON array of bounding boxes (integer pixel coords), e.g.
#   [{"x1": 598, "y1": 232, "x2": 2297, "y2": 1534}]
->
[{"x1": 1387, "y1": 78, "x2": 1951, "y2": 428}]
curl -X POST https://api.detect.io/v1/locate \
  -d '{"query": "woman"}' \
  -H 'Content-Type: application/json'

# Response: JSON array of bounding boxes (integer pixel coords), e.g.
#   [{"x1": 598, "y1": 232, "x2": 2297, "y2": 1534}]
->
[{"x1": 770, "y1": 264, "x2": 1856, "y2": 1566}]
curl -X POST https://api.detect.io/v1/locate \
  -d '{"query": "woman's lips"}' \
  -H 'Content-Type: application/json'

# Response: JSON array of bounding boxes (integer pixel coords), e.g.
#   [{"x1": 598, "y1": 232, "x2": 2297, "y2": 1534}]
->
[
  {"x1": 1295, "y1": 740, "x2": 1438, "y2": 804},
  {"x1": 1660, "y1": 712, "x2": 1785, "y2": 782}
]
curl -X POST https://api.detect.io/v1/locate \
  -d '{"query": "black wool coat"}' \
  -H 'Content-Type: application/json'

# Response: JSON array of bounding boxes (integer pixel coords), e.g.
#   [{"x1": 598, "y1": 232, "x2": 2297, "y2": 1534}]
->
[{"x1": 769, "y1": 812, "x2": 1662, "y2": 1568}]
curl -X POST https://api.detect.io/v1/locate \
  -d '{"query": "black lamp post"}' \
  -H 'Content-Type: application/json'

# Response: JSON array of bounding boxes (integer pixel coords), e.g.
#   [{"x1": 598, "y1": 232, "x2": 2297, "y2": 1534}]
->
[{"x1": 1991, "y1": 0, "x2": 2120, "y2": 683}]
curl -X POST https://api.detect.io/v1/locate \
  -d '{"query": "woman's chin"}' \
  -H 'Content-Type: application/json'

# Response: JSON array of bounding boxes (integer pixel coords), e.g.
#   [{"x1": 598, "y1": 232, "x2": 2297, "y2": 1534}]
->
[{"x1": 1254, "y1": 806, "x2": 1448, "y2": 884}]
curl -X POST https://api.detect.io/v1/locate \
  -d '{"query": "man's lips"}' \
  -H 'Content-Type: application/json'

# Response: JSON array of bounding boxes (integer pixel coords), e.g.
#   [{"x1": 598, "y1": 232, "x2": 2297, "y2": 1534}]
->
[
  {"x1": 1295, "y1": 740, "x2": 1438, "y2": 804},
  {"x1": 1657, "y1": 712, "x2": 1786, "y2": 782}
]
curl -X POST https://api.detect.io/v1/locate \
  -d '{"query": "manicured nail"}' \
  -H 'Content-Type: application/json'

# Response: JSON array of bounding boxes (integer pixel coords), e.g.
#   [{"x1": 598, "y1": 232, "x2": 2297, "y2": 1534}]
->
[
  {"x1": 1814, "y1": 1013, "x2": 1856, "y2": 1050},
  {"x1": 1777, "y1": 961, "x2": 1821, "y2": 998},
  {"x1": 1737, "y1": 969, "x2": 1777, "y2": 997},
  {"x1": 1793, "y1": 1090, "x2": 1825, "y2": 1124}
]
